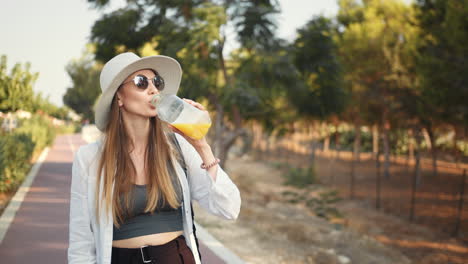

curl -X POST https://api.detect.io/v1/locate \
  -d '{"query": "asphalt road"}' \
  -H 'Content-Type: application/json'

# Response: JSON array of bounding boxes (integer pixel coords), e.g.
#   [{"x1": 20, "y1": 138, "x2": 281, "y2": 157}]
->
[{"x1": 0, "y1": 134, "x2": 226, "y2": 263}]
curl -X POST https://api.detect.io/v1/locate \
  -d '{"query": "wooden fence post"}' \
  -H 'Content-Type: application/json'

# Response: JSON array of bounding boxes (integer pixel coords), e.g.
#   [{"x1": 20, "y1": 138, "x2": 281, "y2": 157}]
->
[
  {"x1": 409, "y1": 147, "x2": 420, "y2": 222},
  {"x1": 376, "y1": 150, "x2": 381, "y2": 209},
  {"x1": 453, "y1": 169, "x2": 467, "y2": 237}
]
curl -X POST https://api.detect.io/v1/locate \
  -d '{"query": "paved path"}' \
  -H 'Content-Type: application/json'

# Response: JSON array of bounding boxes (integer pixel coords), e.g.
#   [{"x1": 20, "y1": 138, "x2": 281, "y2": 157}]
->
[{"x1": 0, "y1": 134, "x2": 228, "y2": 263}]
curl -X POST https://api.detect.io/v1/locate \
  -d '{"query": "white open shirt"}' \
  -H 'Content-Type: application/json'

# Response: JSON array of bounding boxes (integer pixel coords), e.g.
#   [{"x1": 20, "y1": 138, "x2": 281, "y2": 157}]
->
[{"x1": 68, "y1": 134, "x2": 241, "y2": 264}]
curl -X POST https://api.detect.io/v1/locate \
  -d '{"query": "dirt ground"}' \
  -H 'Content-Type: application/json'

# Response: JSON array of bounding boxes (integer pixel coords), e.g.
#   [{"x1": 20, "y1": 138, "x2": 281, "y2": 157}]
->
[
  {"x1": 2, "y1": 132, "x2": 467, "y2": 263},
  {"x1": 193, "y1": 152, "x2": 468, "y2": 264}
]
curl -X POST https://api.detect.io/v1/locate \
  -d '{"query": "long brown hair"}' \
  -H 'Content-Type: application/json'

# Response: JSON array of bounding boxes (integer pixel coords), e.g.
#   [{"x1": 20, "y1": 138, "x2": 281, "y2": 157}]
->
[{"x1": 95, "y1": 94, "x2": 182, "y2": 228}]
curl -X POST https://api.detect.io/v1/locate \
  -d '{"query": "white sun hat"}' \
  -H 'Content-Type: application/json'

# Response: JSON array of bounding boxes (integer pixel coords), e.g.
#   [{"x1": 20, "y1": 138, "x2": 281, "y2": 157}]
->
[{"x1": 94, "y1": 52, "x2": 182, "y2": 132}]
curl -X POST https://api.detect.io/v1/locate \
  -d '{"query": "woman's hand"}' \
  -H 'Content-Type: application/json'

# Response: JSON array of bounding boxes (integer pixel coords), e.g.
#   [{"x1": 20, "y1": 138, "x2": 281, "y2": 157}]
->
[
  {"x1": 168, "y1": 98, "x2": 210, "y2": 150},
  {"x1": 170, "y1": 98, "x2": 219, "y2": 178}
]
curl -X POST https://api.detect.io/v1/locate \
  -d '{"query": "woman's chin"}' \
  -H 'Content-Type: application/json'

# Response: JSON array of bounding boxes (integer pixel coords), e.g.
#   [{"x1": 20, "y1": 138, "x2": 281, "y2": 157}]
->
[{"x1": 147, "y1": 112, "x2": 158, "y2": 118}]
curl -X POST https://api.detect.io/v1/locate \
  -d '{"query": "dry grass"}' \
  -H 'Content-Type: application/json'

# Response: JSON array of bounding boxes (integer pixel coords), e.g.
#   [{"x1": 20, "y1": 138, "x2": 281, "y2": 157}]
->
[
  {"x1": 249, "y1": 147, "x2": 468, "y2": 264},
  {"x1": 194, "y1": 154, "x2": 413, "y2": 264}
]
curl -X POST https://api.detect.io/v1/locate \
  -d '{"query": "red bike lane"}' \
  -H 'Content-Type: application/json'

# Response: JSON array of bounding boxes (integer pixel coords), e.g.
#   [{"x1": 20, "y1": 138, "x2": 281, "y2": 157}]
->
[{"x1": 0, "y1": 134, "x2": 227, "y2": 263}]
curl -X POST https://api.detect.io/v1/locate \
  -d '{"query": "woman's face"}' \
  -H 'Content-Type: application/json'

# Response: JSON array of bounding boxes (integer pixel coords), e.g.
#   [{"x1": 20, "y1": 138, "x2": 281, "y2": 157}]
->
[{"x1": 116, "y1": 69, "x2": 160, "y2": 119}]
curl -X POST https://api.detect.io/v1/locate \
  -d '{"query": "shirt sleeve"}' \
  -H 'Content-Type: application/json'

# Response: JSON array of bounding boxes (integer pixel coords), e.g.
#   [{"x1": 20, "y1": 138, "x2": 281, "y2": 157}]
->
[
  {"x1": 176, "y1": 134, "x2": 241, "y2": 220},
  {"x1": 68, "y1": 147, "x2": 97, "y2": 263}
]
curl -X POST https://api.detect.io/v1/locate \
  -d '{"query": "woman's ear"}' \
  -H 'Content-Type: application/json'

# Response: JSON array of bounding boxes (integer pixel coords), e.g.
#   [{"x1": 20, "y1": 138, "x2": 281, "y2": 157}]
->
[{"x1": 116, "y1": 91, "x2": 123, "y2": 107}]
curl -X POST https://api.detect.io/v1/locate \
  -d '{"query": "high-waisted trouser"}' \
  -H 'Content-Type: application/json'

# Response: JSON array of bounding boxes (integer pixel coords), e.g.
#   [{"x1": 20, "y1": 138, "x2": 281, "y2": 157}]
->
[{"x1": 111, "y1": 235, "x2": 196, "y2": 264}]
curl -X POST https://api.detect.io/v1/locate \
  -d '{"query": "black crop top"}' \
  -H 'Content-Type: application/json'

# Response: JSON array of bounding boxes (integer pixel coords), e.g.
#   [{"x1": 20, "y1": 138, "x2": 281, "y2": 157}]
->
[{"x1": 112, "y1": 165, "x2": 184, "y2": 241}]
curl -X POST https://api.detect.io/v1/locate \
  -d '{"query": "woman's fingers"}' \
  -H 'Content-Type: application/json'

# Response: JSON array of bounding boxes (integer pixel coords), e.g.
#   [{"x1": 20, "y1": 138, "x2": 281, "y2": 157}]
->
[
  {"x1": 169, "y1": 124, "x2": 197, "y2": 144},
  {"x1": 182, "y1": 98, "x2": 206, "y2": 110},
  {"x1": 169, "y1": 124, "x2": 182, "y2": 134}
]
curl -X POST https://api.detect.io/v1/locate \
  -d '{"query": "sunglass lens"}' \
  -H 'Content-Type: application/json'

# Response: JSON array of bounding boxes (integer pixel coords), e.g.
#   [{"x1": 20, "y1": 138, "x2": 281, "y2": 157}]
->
[
  {"x1": 153, "y1": 76, "x2": 165, "y2": 91},
  {"x1": 134, "y1": 76, "x2": 148, "y2": 88}
]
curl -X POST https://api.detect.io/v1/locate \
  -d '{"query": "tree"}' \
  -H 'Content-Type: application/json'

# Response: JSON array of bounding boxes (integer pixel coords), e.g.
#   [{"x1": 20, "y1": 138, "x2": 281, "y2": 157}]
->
[
  {"x1": 289, "y1": 16, "x2": 348, "y2": 166},
  {"x1": 337, "y1": 0, "x2": 419, "y2": 178},
  {"x1": 30, "y1": 92, "x2": 71, "y2": 120},
  {"x1": 292, "y1": 16, "x2": 347, "y2": 120},
  {"x1": 415, "y1": 0, "x2": 468, "y2": 127},
  {"x1": 414, "y1": 0, "x2": 468, "y2": 173},
  {"x1": 0, "y1": 55, "x2": 38, "y2": 112},
  {"x1": 86, "y1": 0, "x2": 289, "y2": 166},
  {"x1": 63, "y1": 49, "x2": 102, "y2": 122}
]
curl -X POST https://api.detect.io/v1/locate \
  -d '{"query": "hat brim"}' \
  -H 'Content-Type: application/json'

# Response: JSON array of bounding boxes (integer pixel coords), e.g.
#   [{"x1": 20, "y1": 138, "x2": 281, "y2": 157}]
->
[{"x1": 95, "y1": 55, "x2": 182, "y2": 132}]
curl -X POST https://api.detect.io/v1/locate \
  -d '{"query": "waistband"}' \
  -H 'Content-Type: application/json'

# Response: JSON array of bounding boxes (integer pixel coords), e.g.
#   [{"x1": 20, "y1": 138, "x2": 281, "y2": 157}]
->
[{"x1": 112, "y1": 235, "x2": 187, "y2": 261}]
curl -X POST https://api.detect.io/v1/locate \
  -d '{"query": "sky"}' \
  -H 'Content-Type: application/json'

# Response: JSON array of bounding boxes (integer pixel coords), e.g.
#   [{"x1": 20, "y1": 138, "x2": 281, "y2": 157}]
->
[{"x1": 0, "y1": 0, "x2": 338, "y2": 107}]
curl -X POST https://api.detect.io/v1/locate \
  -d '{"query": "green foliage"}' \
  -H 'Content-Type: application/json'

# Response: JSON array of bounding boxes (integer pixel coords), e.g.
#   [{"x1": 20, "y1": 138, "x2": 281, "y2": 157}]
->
[
  {"x1": 0, "y1": 55, "x2": 38, "y2": 112},
  {"x1": 15, "y1": 115, "x2": 55, "y2": 157},
  {"x1": 82, "y1": 0, "x2": 468, "y2": 162},
  {"x1": 305, "y1": 190, "x2": 343, "y2": 220},
  {"x1": 63, "y1": 50, "x2": 101, "y2": 122},
  {"x1": 233, "y1": 0, "x2": 280, "y2": 50},
  {"x1": 330, "y1": 129, "x2": 373, "y2": 152},
  {"x1": 281, "y1": 165, "x2": 317, "y2": 188},
  {"x1": 0, "y1": 54, "x2": 65, "y2": 118},
  {"x1": 281, "y1": 189, "x2": 343, "y2": 220},
  {"x1": 0, "y1": 114, "x2": 57, "y2": 192},
  {"x1": 0, "y1": 133, "x2": 35, "y2": 192},
  {"x1": 292, "y1": 16, "x2": 347, "y2": 120},
  {"x1": 176, "y1": 2, "x2": 226, "y2": 101},
  {"x1": 89, "y1": 1, "x2": 195, "y2": 62},
  {"x1": 336, "y1": 0, "x2": 419, "y2": 127},
  {"x1": 54, "y1": 122, "x2": 80, "y2": 135},
  {"x1": 87, "y1": 0, "x2": 293, "y2": 137},
  {"x1": 30, "y1": 92, "x2": 71, "y2": 119},
  {"x1": 415, "y1": 0, "x2": 468, "y2": 126},
  {"x1": 231, "y1": 47, "x2": 300, "y2": 133},
  {"x1": 390, "y1": 128, "x2": 415, "y2": 155}
]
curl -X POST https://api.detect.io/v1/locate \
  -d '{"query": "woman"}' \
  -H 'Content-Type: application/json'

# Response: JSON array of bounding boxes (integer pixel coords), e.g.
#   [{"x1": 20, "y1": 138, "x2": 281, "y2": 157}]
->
[{"x1": 68, "y1": 52, "x2": 241, "y2": 264}]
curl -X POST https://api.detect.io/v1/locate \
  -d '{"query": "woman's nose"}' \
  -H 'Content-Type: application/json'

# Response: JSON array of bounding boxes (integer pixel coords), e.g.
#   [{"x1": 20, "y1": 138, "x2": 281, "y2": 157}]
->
[{"x1": 148, "y1": 82, "x2": 159, "y2": 94}]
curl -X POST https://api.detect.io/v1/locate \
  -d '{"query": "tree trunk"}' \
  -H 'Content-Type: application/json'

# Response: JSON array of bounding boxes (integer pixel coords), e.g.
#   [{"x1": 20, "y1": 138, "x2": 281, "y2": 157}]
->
[
  {"x1": 422, "y1": 128, "x2": 432, "y2": 149},
  {"x1": 335, "y1": 129, "x2": 341, "y2": 160},
  {"x1": 354, "y1": 122, "x2": 362, "y2": 162},
  {"x1": 408, "y1": 128, "x2": 414, "y2": 163},
  {"x1": 452, "y1": 126, "x2": 463, "y2": 166},
  {"x1": 425, "y1": 125, "x2": 438, "y2": 177},
  {"x1": 323, "y1": 136, "x2": 330, "y2": 153},
  {"x1": 212, "y1": 99, "x2": 224, "y2": 157},
  {"x1": 214, "y1": 38, "x2": 246, "y2": 168},
  {"x1": 373, "y1": 124, "x2": 379, "y2": 159}
]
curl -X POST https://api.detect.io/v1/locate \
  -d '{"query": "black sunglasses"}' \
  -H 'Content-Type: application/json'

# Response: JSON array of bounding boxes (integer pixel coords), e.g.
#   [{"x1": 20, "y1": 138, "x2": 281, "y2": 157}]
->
[{"x1": 120, "y1": 74, "x2": 165, "y2": 91}]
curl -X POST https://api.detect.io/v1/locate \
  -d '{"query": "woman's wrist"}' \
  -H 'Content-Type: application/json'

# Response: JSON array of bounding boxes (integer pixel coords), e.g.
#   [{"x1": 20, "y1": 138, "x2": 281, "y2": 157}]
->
[
  {"x1": 194, "y1": 141, "x2": 219, "y2": 179},
  {"x1": 195, "y1": 143, "x2": 214, "y2": 161},
  {"x1": 196, "y1": 142, "x2": 219, "y2": 163}
]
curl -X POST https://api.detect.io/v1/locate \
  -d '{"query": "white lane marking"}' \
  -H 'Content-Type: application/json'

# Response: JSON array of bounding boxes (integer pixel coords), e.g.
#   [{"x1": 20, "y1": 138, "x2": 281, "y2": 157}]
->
[
  {"x1": 67, "y1": 134, "x2": 75, "y2": 154},
  {"x1": 194, "y1": 221, "x2": 246, "y2": 264},
  {"x1": 0, "y1": 147, "x2": 50, "y2": 244}
]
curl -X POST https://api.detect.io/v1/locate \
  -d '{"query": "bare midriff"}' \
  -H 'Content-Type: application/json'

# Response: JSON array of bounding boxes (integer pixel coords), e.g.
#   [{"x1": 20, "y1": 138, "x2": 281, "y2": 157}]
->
[{"x1": 112, "y1": 230, "x2": 184, "y2": 248}]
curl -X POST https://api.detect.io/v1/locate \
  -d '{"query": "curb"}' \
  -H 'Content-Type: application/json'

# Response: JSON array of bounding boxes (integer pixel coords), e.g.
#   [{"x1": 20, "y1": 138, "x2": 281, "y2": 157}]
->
[
  {"x1": 0, "y1": 147, "x2": 50, "y2": 244},
  {"x1": 194, "y1": 221, "x2": 246, "y2": 264}
]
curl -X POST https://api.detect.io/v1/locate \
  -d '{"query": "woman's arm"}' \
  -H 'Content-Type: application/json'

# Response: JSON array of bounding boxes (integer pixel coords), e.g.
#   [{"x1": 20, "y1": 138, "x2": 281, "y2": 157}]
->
[
  {"x1": 170, "y1": 98, "x2": 219, "y2": 180},
  {"x1": 68, "y1": 147, "x2": 97, "y2": 264},
  {"x1": 170, "y1": 99, "x2": 241, "y2": 220},
  {"x1": 175, "y1": 134, "x2": 241, "y2": 220}
]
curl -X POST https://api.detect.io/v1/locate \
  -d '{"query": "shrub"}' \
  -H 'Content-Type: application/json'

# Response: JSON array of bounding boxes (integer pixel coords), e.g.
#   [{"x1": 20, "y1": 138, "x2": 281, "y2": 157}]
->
[
  {"x1": 0, "y1": 133, "x2": 35, "y2": 192},
  {"x1": 15, "y1": 114, "x2": 55, "y2": 157},
  {"x1": 54, "y1": 122, "x2": 80, "y2": 135},
  {"x1": 282, "y1": 165, "x2": 317, "y2": 188},
  {"x1": 329, "y1": 129, "x2": 373, "y2": 152},
  {"x1": 306, "y1": 190, "x2": 343, "y2": 220}
]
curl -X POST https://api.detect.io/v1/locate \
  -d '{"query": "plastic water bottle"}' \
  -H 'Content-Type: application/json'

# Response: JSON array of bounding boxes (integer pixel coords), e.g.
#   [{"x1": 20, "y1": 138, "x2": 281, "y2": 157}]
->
[{"x1": 150, "y1": 94, "x2": 211, "y2": 140}]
